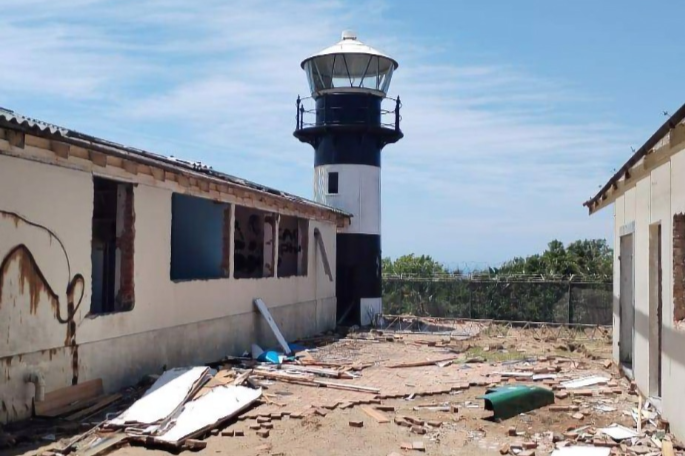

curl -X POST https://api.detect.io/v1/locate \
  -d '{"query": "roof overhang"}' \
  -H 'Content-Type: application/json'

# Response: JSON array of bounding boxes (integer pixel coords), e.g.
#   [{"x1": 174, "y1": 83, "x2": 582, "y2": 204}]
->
[
  {"x1": 0, "y1": 107, "x2": 352, "y2": 226},
  {"x1": 584, "y1": 102, "x2": 685, "y2": 215}
]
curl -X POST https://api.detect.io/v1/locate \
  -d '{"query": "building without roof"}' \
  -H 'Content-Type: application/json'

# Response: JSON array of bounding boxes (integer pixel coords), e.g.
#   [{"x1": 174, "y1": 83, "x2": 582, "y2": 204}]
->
[
  {"x1": 585, "y1": 102, "x2": 685, "y2": 438},
  {"x1": 0, "y1": 107, "x2": 349, "y2": 423}
]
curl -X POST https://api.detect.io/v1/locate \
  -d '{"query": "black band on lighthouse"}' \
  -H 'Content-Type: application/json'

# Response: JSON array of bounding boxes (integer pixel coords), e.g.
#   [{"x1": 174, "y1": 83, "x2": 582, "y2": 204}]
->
[
  {"x1": 314, "y1": 135, "x2": 382, "y2": 167},
  {"x1": 335, "y1": 233, "x2": 382, "y2": 322}
]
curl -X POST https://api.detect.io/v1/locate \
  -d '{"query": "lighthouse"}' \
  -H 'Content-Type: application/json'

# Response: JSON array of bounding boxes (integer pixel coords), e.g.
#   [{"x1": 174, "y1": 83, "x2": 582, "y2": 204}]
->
[{"x1": 294, "y1": 31, "x2": 403, "y2": 326}]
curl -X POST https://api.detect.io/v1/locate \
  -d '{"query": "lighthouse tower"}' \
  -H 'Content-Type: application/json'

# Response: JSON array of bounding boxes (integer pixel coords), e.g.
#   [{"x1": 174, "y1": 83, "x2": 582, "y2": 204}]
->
[{"x1": 294, "y1": 31, "x2": 403, "y2": 326}]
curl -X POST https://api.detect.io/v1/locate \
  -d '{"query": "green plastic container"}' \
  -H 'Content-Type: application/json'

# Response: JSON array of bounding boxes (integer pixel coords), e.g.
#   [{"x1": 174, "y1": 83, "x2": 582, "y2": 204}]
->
[{"x1": 478, "y1": 385, "x2": 555, "y2": 420}]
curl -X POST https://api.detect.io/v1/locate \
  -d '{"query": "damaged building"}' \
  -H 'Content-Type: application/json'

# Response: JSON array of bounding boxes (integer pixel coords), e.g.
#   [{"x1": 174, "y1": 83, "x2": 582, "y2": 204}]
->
[
  {"x1": 584, "y1": 102, "x2": 685, "y2": 439},
  {"x1": 0, "y1": 107, "x2": 349, "y2": 423}
]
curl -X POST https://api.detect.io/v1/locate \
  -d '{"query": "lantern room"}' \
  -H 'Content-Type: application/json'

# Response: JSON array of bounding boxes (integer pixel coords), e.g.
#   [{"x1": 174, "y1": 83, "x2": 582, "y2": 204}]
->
[{"x1": 301, "y1": 30, "x2": 398, "y2": 97}]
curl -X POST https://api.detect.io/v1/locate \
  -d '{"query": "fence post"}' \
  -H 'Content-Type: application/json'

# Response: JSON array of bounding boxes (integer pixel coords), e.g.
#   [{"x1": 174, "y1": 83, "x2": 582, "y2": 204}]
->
[{"x1": 568, "y1": 281, "x2": 573, "y2": 324}]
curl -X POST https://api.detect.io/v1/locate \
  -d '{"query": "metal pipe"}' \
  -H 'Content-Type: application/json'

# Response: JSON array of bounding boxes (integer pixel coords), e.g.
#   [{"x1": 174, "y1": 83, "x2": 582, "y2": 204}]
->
[{"x1": 25, "y1": 370, "x2": 46, "y2": 402}]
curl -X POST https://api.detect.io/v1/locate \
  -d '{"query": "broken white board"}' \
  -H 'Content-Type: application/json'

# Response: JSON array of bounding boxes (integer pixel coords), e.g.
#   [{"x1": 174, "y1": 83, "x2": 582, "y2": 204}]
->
[
  {"x1": 552, "y1": 447, "x2": 610, "y2": 456},
  {"x1": 156, "y1": 385, "x2": 262, "y2": 444},
  {"x1": 598, "y1": 424, "x2": 639, "y2": 441},
  {"x1": 560, "y1": 375, "x2": 609, "y2": 389},
  {"x1": 109, "y1": 367, "x2": 210, "y2": 426},
  {"x1": 533, "y1": 374, "x2": 557, "y2": 381},
  {"x1": 253, "y1": 298, "x2": 292, "y2": 355},
  {"x1": 495, "y1": 372, "x2": 534, "y2": 377}
]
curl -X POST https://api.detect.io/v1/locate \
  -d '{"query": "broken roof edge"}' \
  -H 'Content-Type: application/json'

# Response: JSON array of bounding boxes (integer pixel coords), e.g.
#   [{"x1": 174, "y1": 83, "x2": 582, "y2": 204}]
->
[
  {"x1": 0, "y1": 107, "x2": 352, "y2": 222},
  {"x1": 583, "y1": 102, "x2": 685, "y2": 215}
]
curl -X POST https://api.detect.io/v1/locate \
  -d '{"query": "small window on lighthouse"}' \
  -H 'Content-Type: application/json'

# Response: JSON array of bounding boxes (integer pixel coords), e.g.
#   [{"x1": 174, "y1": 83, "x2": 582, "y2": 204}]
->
[{"x1": 328, "y1": 172, "x2": 339, "y2": 194}]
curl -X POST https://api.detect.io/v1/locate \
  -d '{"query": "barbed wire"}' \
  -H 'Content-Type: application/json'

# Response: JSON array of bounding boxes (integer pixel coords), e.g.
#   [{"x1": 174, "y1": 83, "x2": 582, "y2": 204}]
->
[{"x1": 383, "y1": 273, "x2": 611, "y2": 283}]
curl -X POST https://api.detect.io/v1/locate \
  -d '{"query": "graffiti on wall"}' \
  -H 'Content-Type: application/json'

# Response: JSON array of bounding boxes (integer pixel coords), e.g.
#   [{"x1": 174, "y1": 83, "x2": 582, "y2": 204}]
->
[
  {"x1": 0, "y1": 210, "x2": 85, "y2": 385},
  {"x1": 234, "y1": 214, "x2": 265, "y2": 276}
]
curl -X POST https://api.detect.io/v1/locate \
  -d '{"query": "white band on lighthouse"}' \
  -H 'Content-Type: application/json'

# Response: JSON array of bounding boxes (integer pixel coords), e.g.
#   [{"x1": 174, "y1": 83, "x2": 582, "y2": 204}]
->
[{"x1": 314, "y1": 164, "x2": 381, "y2": 236}]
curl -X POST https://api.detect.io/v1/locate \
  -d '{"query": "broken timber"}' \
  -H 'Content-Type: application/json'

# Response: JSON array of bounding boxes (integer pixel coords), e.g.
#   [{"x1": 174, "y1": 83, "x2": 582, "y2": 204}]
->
[
  {"x1": 250, "y1": 370, "x2": 379, "y2": 393},
  {"x1": 387, "y1": 355, "x2": 462, "y2": 369},
  {"x1": 253, "y1": 298, "x2": 292, "y2": 355}
]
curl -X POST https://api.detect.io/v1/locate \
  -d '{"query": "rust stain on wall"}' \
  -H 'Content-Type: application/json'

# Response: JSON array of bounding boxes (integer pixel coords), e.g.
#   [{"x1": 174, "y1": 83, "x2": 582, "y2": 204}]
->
[
  {"x1": 1, "y1": 211, "x2": 20, "y2": 228},
  {"x1": 0, "y1": 210, "x2": 86, "y2": 386},
  {"x1": 0, "y1": 245, "x2": 60, "y2": 314}
]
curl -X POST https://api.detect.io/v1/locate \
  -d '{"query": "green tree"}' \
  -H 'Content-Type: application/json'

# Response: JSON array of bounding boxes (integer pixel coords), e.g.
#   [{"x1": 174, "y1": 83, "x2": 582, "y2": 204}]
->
[{"x1": 383, "y1": 254, "x2": 448, "y2": 276}]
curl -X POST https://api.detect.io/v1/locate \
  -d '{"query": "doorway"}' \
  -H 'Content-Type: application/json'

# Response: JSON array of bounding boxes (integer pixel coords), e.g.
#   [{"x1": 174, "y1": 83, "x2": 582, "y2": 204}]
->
[
  {"x1": 649, "y1": 223, "x2": 663, "y2": 397},
  {"x1": 619, "y1": 233, "x2": 635, "y2": 367}
]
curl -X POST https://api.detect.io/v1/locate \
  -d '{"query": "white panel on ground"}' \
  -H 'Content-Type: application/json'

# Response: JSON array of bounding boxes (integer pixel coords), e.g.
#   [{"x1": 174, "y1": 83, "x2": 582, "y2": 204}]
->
[
  {"x1": 157, "y1": 386, "x2": 262, "y2": 444},
  {"x1": 314, "y1": 164, "x2": 380, "y2": 235},
  {"x1": 253, "y1": 298, "x2": 292, "y2": 355},
  {"x1": 109, "y1": 367, "x2": 210, "y2": 426},
  {"x1": 360, "y1": 297, "x2": 382, "y2": 326}
]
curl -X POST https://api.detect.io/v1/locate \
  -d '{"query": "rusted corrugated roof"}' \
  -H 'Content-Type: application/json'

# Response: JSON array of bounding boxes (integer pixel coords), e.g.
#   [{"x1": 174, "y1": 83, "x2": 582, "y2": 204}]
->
[
  {"x1": 584, "y1": 102, "x2": 685, "y2": 213},
  {"x1": 0, "y1": 107, "x2": 351, "y2": 218}
]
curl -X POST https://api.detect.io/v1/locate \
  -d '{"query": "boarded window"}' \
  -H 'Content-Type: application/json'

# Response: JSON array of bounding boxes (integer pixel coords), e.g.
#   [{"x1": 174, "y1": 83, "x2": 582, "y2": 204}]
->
[
  {"x1": 674, "y1": 214, "x2": 685, "y2": 322},
  {"x1": 328, "y1": 172, "x2": 339, "y2": 194},
  {"x1": 234, "y1": 206, "x2": 275, "y2": 279},
  {"x1": 91, "y1": 177, "x2": 135, "y2": 314},
  {"x1": 278, "y1": 216, "x2": 309, "y2": 278},
  {"x1": 171, "y1": 194, "x2": 230, "y2": 281}
]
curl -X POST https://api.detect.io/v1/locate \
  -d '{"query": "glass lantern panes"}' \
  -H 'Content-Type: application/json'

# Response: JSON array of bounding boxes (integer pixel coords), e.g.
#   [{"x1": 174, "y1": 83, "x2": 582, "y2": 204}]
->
[{"x1": 304, "y1": 53, "x2": 395, "y2": 94}]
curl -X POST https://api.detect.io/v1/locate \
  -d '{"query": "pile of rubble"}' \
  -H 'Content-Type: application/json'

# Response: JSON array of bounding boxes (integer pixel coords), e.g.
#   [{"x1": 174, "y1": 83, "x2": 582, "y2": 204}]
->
[{"x1": 3, "y1": 325, "x2": 683, "y2": 456}]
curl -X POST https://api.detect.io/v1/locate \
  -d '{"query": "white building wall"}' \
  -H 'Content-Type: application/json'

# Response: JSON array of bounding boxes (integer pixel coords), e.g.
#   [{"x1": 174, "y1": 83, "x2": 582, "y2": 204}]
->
[
  {"x1": 609, "y1": 149, "x2": 685, "y2": 439},
  {"x1": 0, "y1": 153, "x2": 339, "y2": 423}
]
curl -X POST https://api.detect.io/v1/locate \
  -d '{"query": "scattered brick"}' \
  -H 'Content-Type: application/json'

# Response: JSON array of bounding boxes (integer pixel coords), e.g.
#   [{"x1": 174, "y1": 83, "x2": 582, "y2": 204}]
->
[
  {"x1": 412, "y1": 441, "x2": 426, "y2": 452},
  {"x1": 508, "y1": 427, "x2": 517, "y2": 437},
  {"x1": 261, "y1": 423, "x2": 274, "y2": 429},
  {"x1": 256, "y1": 430, "x2": 270, "y2": 438},
  {"x1": 411, "y1": 426, "x2": 426, "y2": 435},
  {"x1": 523, "y1": 441, "x2": 537, "y2": 449},
  {"x1": 349, "y1": 420, "x2": 364, "y2": 428},
  {"x1": 257, "y1": 417, "x2": 271, "y2": 423},
  {"x1": 555, "y1": 391, "x2": 569, "y2": 400},
  {"x1": 499, "y1": 443, "x2": 510, "y2": 455},
  {"x1": 376, "y1": 405, "x2": 395, "y2": 412},
  {"x1": 572, "y1": 412, "x2": 585, "y2": 420}
]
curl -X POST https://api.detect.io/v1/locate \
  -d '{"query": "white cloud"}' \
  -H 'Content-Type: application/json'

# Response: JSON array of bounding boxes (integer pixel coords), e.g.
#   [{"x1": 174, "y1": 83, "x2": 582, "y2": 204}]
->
[{"x1": 0, "y1": 0, "x2": 634, "y2": 264}]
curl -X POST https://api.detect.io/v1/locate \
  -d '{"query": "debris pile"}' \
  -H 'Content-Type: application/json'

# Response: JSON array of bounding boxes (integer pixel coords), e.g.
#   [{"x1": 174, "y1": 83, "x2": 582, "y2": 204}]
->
[{"x1": 4, "y1": 319, "x2": 683, "y2": 456}]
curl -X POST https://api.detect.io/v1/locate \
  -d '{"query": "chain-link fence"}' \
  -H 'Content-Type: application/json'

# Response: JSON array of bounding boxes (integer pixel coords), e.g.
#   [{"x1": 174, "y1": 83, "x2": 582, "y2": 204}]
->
[{"x1": 382, "y1": 274, "x2": 612, "y2": 325}]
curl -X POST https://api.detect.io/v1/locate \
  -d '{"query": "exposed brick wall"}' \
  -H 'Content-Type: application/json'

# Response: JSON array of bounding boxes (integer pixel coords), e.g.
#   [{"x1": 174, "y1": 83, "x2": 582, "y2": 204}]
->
[
  {"x1": 117, "y1": 185, "x2": 135, "y2": 311},
  {"x1": 221, "y1": 206, "x2": 231, "y2": 277},
  {"x1": 674, "y1": 213, "x2": 685, "y2": 322}
]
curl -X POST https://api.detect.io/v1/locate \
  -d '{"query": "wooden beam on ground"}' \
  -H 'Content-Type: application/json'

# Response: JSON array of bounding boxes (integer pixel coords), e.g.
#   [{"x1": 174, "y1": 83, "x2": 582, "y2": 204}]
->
[
  {"x1": 65, "y1": 393, "x2": 122, "y2": 421},
  {"x1": 360, "y1": 406, "x2": 389, "y2": 423},
  {"x1": 387, "y1": 355, "x2": 462, "y2": 369},
  {"x1": 35, "y1": 378, "x2": 104, "y2": 417}
]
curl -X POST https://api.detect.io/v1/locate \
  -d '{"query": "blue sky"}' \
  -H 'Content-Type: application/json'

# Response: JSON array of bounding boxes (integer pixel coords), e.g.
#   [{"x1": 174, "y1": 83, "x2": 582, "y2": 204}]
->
[{"x1": 2, "y1": 0, "x2": 684, "y2": 270}]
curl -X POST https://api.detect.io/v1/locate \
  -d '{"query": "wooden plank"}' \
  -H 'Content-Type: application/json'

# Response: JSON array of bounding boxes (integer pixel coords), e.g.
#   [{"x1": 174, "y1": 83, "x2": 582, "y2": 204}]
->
[
  {"x1": 253, "y1": 298, "x2": 292, "y2": 355},
  {"x1": 313, "y1": 228, "x2": 333, "y2": 281},
  {"x1": 35, "y1": 379, "x2": 104, "y2": 417},
  {"x1": 360, "y1": 406, "x2": 389, "y2": 423},
  {"x1": 662, "y1": 440, "x2": 675, "y2": 456},
  {"x1": 387, "y1": 356, "x2": 462, "y2": 369},
  {"x1": 74, "y1": 433, "x2": 128, "y2": 456},
  {"x1": 66, "y1": 394, "x2": 122, "y2": 422},
  {"x1": 313, "y1": 380, "x2": 380, "y2": 393}
]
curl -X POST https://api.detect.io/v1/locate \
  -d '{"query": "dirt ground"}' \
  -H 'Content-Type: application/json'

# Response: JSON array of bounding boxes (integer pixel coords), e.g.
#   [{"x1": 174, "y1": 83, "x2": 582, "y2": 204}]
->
[{"x1": 1, "y1": 325, "x2": 658, "y2": 456}]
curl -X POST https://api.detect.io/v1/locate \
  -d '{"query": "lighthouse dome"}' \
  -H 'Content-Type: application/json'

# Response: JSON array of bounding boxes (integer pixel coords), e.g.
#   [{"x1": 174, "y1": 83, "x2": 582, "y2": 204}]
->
[{"x1": 301, "y1": 31, "x2": 398, "y2": 96}]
